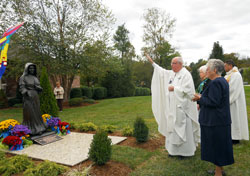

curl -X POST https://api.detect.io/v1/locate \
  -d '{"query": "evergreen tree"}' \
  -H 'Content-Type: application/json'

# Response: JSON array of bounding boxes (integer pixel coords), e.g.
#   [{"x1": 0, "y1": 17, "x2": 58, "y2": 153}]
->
[
  {"x1": 209, "y1": 41, "x2": 224, "y2": 61},
  {"x1": 40, "y1": 67, "x2": 58, "y2": 116}
]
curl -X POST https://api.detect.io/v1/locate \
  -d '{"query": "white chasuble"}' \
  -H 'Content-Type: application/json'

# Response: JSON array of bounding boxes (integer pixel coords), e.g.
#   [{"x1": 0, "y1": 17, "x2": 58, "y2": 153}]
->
[
  {"x1": 151, "y1": 63, "x2": 200, "y2": 156},
  {"x1": 225, "y1": 67, "x2": 249, "y2": 140}
]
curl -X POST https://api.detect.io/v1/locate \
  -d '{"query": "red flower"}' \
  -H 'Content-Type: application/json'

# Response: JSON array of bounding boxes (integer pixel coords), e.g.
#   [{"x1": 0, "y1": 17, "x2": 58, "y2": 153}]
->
[{"x1": 2, "y1": 136, "x2": 22, "y2": 146}]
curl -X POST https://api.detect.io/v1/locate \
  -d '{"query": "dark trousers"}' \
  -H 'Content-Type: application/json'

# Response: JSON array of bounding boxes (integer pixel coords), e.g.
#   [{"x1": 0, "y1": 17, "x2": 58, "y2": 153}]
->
[{"x1": 57, "y1": 99, "x2": 63, "y2": 111}]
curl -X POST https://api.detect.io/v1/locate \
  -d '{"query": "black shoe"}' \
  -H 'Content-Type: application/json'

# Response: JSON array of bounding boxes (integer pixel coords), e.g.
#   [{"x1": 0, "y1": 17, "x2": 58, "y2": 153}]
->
[
  {"x1": 207, "y1": 169, "x2": 226, "y2": 176},
  {"x1": 232, "y1": 140, "x2": 240, "y2": 144},
  {"x1": 168, "y1": 154, "x2": 174, "y2": 158}
]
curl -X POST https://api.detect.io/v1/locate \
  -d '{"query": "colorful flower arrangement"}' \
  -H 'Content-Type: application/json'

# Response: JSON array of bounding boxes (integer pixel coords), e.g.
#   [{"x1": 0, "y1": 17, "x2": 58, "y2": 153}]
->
[
  {"x1": 59, "y1": 121, "x2": 70, "y2": 135},
  {"x1": 0, "y1": 114, "x2": 71, "y2": 151},
  {"x1": 11, "y1": 125, "x2": 31, "y2": 137},
  {"x1": 42, "y1": 114, "x2": 52, "y2": 123},
  {"x1": 42, "y1": 114, "x2": 70, "y2": 135},
  {"x1": 0, "y1": 120, "x2": 32, "y2": 151},
  {"x1": 2, "y1": 136, "x2": 23, "y2": 150},
  {"x1": 0, "y1": 119, "x2": 20, "y2": 138}
]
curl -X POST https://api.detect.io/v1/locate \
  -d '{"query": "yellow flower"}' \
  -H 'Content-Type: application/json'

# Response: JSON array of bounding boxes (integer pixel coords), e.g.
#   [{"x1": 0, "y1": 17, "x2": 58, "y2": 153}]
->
[
  {"x1": 0, "y1": 119, "x2": 20, "y2": 130},
  {"x1": 62, "y1": 126, "x2": 66, "y2": 130},
  {"x1": 54, "y1": 126, "x2": 57, "y2": 129},
  {"x1": 22, "y1": 136, "x2": 26, "y2": 140},
  {"x1": 26, "y1": 135, "x2": 30, "y2": 137}
]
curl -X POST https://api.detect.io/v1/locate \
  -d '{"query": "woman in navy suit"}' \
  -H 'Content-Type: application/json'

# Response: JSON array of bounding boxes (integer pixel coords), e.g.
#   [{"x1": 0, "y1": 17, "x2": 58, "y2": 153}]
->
[{"x1": 193, "y1": 59, "x2": 234, "y2": 176}]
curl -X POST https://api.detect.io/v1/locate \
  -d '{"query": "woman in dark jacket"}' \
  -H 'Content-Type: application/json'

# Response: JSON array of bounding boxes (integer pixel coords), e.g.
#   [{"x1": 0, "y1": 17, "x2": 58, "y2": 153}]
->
[{"x1": 193, "y1": 59, "x2": 234, "y2": 176}]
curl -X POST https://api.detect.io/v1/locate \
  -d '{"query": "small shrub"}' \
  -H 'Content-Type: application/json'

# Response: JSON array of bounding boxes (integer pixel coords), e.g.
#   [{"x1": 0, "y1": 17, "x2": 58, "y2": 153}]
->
[
  {"x1": 122, "y1": 126, "x2": 134, "y2": 136},
  {"x1": 0, "y1": 155, "x2": 34, "y2": 176},
  {"x1": 101, "y1": 125, "x2": 117, "y2": 133},
  {"x1": 64, "y1": 165, "x2": 92, "y2": 176},
  {"x1": 133, "y1": 117, "x2": 149, "y2": 143},
  {"x1": 23, "y1": 160, "x2": 67, "y2": 176},
  {"x1": 81, "y1": 86, "x2": 93, "y2": 98},
  {"x1": 79, "y1": 122, "x2": 97, "y2": 132},
  {"x1": 135, "y1": 87, "x2": 151, "y2": 96},
  {"x1": 0, "y1": 151, "x2": 5, "y2": 159},
  {"x1": 88, "y1": 129, "x2": 112, "y2": 165},
  {"x1": 82, "y1": 96, "x2": 88, "y2": 100},
  {"x1": 69, "y1": 122, "x2": 79, "y2": 130},
  {"x1": 23, "y1": 138, "x2": 33, "y2": 148},
  {"x1": 92, "y1": 87, "x2": 107, "y2": 100},
  {"x1": 70, "y1": 88, "x2": 82, "y2": 99},
  {"x1": 83, "y1": 99, "x2": 95, "y2": 104},
  {"x1": 69, "y1": 98, "x2": 82, "y2": 106}
]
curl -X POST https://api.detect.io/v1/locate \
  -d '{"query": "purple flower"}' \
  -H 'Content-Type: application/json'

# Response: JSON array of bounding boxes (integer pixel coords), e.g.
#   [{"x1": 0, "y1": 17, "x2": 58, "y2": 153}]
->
[
  {"x1": 47, "y1": 117, "x2": 61, "y2": 127},
  {"x1": 11, "y1": 125, "x2": 31, "y2": 135}
]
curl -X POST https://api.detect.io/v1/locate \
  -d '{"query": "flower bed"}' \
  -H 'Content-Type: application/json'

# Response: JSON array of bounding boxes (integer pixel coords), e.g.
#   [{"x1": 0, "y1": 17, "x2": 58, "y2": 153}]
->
[{"x1": 0, "y1": 114, "x2": 70, "y2": 151}]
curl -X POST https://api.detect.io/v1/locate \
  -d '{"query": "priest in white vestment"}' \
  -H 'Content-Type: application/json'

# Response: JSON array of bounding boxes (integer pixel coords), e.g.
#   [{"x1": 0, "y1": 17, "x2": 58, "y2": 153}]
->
[
  {"x1": 224, "y1": 60, "x2": 249, "y2": 143},
  {"x1": 146, "y1": 54, "x2": 200, "y2": 157}
]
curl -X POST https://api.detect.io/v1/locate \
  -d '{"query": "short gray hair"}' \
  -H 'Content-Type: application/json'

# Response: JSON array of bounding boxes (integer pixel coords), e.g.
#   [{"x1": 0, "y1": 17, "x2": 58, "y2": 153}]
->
[
  {"x1": 206, "y1": 59, "x2": 224, "y2": 75},
  {"x1": 174, "y1": 57, "x2": 183, "y2": 64},
  {"x1": 199, "y1": 65, "x2": 207, "y2": 73}
]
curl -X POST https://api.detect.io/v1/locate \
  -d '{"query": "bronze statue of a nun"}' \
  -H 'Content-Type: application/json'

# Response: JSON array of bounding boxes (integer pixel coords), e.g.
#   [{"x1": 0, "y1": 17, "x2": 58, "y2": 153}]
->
[{"x1": 19, "y1": 63, "x2": 47, "y2": 135}]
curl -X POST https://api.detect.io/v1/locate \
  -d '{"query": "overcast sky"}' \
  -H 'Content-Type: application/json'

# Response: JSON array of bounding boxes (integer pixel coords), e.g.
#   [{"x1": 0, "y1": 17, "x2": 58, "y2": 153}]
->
[{"x1": 103, "y1": 0, "x2": 250, "y2": 64}]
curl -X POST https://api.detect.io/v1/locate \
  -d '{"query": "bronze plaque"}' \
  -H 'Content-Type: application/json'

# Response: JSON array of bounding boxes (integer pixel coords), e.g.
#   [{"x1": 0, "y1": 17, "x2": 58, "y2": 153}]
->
[{"x1": 34, "y1": 134, "x2": 63, "y2": 145}]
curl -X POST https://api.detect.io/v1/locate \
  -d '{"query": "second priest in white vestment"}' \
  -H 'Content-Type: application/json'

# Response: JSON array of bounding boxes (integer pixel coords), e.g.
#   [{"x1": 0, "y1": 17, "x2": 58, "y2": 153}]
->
[
  {"x1": 147, "y1": 55, "x2": 200, "y2": 156},
  {"x1": 224, "y1": 60, "x2": 249, "y2": 141}
]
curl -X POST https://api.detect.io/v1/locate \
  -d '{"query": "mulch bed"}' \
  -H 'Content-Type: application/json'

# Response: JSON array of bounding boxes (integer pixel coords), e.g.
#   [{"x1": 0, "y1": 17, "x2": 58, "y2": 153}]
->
[
  {"x1": 3, "y1": 102, "x2": 166, "y2": 176},
  {"x1": 69, "y1": 132, "x2": 165, "y2": 176}
]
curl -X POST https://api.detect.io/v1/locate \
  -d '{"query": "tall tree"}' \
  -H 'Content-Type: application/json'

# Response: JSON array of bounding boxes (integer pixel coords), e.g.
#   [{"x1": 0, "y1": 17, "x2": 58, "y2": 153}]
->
[
  {"x1": 113, "y1": 24, "x2": 135, "y2": 60},
  {"x1": 209, "y1": 41, "x2": 224, "y2": 61},
  {"x1": 80, "y1": 40, "x2": 113, "y2": 86},
  {"x1": 142, "y1": 8, "x2": 179, "y2": 69},
  {"x1": 0, "y1": 0, "x2": 115, "y2": 100}
]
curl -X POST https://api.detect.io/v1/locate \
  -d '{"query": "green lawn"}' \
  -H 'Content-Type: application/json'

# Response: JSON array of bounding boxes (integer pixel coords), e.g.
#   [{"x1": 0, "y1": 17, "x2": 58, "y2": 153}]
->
[{"x1": 1, "y1": 87, "x2": 250, "y2": 176}]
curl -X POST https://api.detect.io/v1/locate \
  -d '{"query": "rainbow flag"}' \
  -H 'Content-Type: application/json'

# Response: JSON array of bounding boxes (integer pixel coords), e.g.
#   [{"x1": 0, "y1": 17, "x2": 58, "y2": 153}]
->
[{"x1": 0, "y1": 22, "x2": 24, "y2": 79}]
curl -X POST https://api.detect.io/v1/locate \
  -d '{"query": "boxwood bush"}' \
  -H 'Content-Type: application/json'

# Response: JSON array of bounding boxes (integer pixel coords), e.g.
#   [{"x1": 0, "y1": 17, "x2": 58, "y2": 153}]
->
[
  {"x1": 70, "y1": 88, "x2": 82, "y2": 99},
  {"x1": 83, "y1": 98, "x2": 95, "y2": 104},
  {"x1": 81, "y1": 86, "x2": 93, "y2": 98},
  {"x1": 68, "y1": 97, "x2": 82, "y2": 106},
  {"x1": 135, "y1": 87, "x2": 151, "y2": 96},
  {"x1": 92, "y1": 87, "x2": 107, "y2": 100}
]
